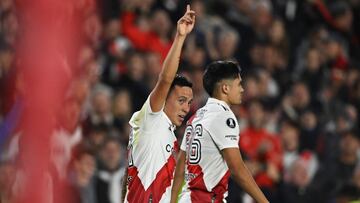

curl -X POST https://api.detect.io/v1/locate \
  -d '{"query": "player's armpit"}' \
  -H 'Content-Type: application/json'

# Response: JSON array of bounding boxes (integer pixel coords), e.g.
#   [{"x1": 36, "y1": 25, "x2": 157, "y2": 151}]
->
[
  {"x1": 170, "y1": 150, "x2": 186, "y2": 203},
  {"x1": 222, "y1": 148, "x2": 269, "y2": 203}
]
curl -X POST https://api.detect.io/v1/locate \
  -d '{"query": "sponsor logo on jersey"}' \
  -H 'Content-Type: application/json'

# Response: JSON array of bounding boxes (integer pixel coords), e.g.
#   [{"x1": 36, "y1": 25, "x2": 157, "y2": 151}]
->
[{"x1": 166, "y1": 144, "x2": 177, "y2": 157}]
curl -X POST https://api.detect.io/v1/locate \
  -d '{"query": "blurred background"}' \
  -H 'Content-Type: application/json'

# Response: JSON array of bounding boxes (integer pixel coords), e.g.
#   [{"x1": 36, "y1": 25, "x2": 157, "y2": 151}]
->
[{"x1": 0, "y1": 0, "x2": 359, "y2": 202}]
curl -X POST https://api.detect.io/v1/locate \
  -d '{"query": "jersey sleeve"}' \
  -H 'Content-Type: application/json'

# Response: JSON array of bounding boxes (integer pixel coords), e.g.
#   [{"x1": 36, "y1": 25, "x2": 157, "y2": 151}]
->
[
  {"x1": 180, "y1": 136, "x2": 187, "y2": 151},
  {"x1": 180, "y1": 125, "x2": 192, "y2": 151},
  {"x1": 205, "y1": 111, "x2": 240, "y2": 150},
  {"x1": 129, "y1": 96, "x2": 164, "y2": 132}
]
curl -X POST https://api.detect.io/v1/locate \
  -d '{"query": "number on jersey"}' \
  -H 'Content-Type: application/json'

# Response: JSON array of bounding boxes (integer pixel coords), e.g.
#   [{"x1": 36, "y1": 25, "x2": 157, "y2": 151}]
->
[{"x1": 185, "y1": 124, "x2": 203, "y2": 164}]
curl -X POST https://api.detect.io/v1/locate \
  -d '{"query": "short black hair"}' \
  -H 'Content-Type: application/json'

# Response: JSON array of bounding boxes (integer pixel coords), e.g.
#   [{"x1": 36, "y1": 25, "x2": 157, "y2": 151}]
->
[
  {"x1": 169, "y1": 74, "x2": 193, "y2": 93},
  {"x1": 203, "y1": 60, "x2": 241, "y2": 96}
]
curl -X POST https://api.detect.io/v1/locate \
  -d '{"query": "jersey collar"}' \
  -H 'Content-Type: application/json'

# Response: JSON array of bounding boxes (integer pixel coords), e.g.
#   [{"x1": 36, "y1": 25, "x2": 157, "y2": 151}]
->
[
  {"x1": 207, "y1": 97, "x2": 231, "y2": 111},
  {"x1": 163, "y1": 111, "x2": 176, "y2": 132}
]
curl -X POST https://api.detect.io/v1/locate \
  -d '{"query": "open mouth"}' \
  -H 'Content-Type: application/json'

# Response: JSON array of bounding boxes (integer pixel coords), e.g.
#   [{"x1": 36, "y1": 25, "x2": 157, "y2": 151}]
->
[{"x1": 179, "y1": 115, "x2": 185, "y2": 121}]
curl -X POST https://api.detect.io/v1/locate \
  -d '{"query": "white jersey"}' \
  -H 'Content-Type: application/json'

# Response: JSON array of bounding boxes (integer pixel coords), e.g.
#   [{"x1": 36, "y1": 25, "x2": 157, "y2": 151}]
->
[
  {"x1": 125, "y1": 97, "x2": 178, "y2": 203},
  {"x1": 178, "y1": 98, "x2": 240, "y2": 203}
]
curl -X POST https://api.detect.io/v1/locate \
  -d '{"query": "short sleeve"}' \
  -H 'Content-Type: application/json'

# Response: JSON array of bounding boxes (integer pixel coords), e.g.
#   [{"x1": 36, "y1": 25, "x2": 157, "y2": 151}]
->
[
  {"x1": 180, "y1": 125, "x2": 192, "y2": 151},
  {"x1": 180, "y1": 134, "x2": 187, "y2": 151},
  {"x1": 129, "y1": 96, "x2": 164, "y2": 131},
  {"x1": 205, "y1": 111, "x2": 240, "y2": 150}
]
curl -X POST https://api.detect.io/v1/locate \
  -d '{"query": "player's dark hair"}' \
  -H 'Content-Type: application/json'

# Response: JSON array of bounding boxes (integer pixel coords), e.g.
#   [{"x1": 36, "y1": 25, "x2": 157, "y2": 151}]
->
[
  {"x1": 169, "y1": 74, "x2": 193, "y2": 93},
  {"x1": 203, "y1": 60, "x2": 241, "y2": 97}
]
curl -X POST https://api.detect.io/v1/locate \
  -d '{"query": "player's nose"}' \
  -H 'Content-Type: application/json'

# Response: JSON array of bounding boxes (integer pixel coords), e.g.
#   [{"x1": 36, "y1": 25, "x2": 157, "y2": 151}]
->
[
  {"x1": 240, "y1": 85, "x2": 244, "y2": 93},
  {"x1": 183, "y1": 103, "x2": 190, "y2": 114}
]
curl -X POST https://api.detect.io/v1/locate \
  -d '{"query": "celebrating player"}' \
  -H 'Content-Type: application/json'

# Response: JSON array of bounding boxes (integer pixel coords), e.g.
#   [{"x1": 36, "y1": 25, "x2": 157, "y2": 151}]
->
[
  {"x1": 123, "y1": 5, "x2": 195, "y2": 203},
  {"x1": 171, "y1": 61, "x2": 269, "y2": 203}
]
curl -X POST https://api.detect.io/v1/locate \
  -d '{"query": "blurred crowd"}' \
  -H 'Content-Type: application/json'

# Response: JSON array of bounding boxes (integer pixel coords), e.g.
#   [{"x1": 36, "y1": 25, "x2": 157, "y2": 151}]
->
[{"x1": 0, "y1": 0, "x2": 360, "y2": 203}]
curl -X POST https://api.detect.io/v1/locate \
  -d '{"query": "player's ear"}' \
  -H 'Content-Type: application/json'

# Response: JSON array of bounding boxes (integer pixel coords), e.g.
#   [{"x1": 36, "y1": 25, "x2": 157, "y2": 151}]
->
[{"x1": 222, "y1": 83, "x2": 230, "y2": 95}]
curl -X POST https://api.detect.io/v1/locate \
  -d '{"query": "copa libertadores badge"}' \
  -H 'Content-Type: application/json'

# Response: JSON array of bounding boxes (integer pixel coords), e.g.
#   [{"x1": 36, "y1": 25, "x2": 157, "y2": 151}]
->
[{"x1": 226, "y1": 118, "x2": 236, "y2": 128}]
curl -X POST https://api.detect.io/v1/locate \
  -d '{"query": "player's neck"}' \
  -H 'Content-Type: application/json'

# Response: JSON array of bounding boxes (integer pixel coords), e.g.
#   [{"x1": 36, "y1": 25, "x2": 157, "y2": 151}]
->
[{"x1": 212, "y1": 93, "x2": 231, "y2": 106}]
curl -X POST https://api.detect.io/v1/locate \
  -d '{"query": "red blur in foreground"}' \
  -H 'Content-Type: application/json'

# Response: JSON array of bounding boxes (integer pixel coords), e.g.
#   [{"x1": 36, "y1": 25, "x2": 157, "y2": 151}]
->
[{"x1": 11, "y1": 0, "x2": 96, "y2": 202}]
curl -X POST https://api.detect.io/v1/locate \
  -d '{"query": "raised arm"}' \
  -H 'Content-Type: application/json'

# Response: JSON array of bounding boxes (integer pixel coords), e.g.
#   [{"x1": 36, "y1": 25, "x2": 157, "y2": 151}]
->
[
  {"x1": 149, "y1": 5, "x2": 195, "y2": 112},
  {"x1": 222, "y1": 148, "x2": 269, "y2": 203},
  {"x1": 170, "y1": 150, "x2": 186, "y2": 203}
]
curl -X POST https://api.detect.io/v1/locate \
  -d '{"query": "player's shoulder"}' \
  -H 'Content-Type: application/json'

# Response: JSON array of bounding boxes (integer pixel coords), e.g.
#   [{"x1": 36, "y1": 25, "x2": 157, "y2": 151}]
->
[
  {"x1": 203, "y1": 98, "x2": 231, "y2": 113},
  {"x1": 129, "y1": 109, "x2": 142, "y2": 128},
  {"x1": 198, "y1": 104, "x2": 234, "y2": 128},
  {"x1": 205, "y1": 102, "x2": 234, "y2": 119},
  {"x1": 129, "y1": 96, "x2": 163, "y2": 128}
]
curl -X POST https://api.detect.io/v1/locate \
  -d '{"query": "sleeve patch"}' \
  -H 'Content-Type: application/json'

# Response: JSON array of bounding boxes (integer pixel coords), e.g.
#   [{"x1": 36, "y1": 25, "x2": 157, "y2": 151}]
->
[{"x1": 226, "y1": 118, "x2": 236, "y2": 128}]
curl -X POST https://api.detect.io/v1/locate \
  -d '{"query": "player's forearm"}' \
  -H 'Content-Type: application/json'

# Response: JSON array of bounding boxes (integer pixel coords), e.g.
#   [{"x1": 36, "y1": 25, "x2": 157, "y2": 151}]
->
[
  {"x1": 149, "y1": 5, "x2": 194, "y2": 111},
  {"x1": 121, "y1": 169, "x2": 128, "y2": 203},
  {"x1": 159, "y1": 34, "x2": 186, "y2": 84},
  {"x1": 170, "y1": 171, "x2": 184, "y2": 203},
  {"x1": 232, "y1": 164, "x2": 269, "y2": 203},
  {"x1": 171, "y1": 150, "x2": 186, "y2": 203},
  {"x1": 150, "y1": 34, "x2": 186, "y2": 111}
]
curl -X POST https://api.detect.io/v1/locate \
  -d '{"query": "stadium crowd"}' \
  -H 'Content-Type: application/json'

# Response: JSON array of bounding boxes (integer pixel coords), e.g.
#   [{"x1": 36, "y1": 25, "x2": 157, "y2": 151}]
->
[{"x1": 0, "y1": 0, "x2": 360, "y2": 202}]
